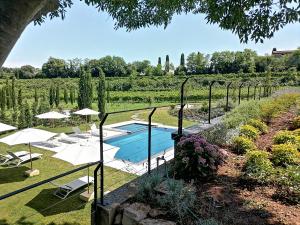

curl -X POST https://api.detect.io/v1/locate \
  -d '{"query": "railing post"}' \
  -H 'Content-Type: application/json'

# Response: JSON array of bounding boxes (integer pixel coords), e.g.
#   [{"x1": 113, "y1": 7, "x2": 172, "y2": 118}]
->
[
  {"x1": 238, "y1": 82, "x2": 244, "y2": 105},
  {"x1": 226, "y1": 82, "x2": 232, "y2": 112},
  {"x1": 247, "y1": 83, "x2": 251, "y2": 101},
  {"x1": 178, "y1": 78, "x2": 189, "y2": 137},
  {"x1": 253, "y1": 83, "x2": 258, "y2": 100},
  {"x1": 208, "y1": 81, "x2": 215, "y2": 124},
  {"x1": 99, "y1": 113, "x2": 108, "y2": 206},
  {"x1": 148, "y1": 108, "x2": 157, "y2": 174}
]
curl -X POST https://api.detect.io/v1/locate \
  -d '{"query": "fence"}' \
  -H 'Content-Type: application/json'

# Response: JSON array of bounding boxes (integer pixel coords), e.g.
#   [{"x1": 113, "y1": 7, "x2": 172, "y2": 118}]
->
[{"x1": 0, "y1": 78, "x2": 283, "y2": 225}]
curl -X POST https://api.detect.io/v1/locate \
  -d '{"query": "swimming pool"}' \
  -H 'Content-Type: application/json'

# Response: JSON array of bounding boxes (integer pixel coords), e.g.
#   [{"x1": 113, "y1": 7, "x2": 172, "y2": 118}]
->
[
  {"x1": 105, "y1": 124, "x2": 175, "y2": 163},
  {"x1": 115, "y1": 123, "x2": 149, "y2": 133}
]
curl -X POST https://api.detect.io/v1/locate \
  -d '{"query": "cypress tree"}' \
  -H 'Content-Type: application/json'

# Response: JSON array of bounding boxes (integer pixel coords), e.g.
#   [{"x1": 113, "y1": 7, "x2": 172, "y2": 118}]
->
[
  {"x1": 0, "y1": 108, "x2": 7, "y2": 123},
  {"x1": 11, "y1": 76, "x2": 16, "y2": 108},
  {"x1": 106, "y1": 80, "x2": 110, "y2": 104},
  {"x1": 78, "y1": 68, "x2": 93, "y2": 109},
  {"x1": 70, "y1": 87, "x2": 74, "y2": 105},
  {"x1": 18, "y1": 108, "x2": 26, "y2": 129},
  {"x1": 11, "y1": 110, "x2": 18, "y2": 126},
  {"x1": 180, "y1": 53, "x2": 185, "y2": 67},
  {"x1": 34, "y1": 87, "x2": 38, "y2": 103},
  {"x1": 55, "y1": 86, "x2": 60, "y2": 107},
  {"x1": 17, "y1": 89, "x2": 23, "y2": 107},
  {"x1": 32, "y1": 101, "x2": 38, "y2": 126},
  {"x1": 64, "y1": 88, "x2": 69, "y2": 104},
  {"x1": 165, "y1": 55, "x2": 170, "y2": 73},
  {"x1": 1, "y1": 88, "x2": 6, "y2": 111},
  {"x1": 49, "y1": 85, "x2": 54, "y2": 107},
  {"x1": 158, "y1": 57, "x2": 162, "y2": 65},
  {"x1": 97, "y1": 69, "x2": 106, "y2": 119},
  {"x1": 24, "y1": 101, "x2": 32, "y2": 127},
  {"x1": 6, "y1": 86, "x2": 11, "y2": 109},
  {"x1": 38, "y1": 96, "x2": 50, "y2": 114}
]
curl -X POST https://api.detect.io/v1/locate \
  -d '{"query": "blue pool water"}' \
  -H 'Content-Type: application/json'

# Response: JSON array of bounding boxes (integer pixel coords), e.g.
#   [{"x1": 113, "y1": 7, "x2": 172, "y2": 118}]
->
[
  {"x1": 115, "y1": 123, "x2": 148, "y2": 133},
  {"x1": 105, "y1": 125, "x2": 175, "y2": 163}
]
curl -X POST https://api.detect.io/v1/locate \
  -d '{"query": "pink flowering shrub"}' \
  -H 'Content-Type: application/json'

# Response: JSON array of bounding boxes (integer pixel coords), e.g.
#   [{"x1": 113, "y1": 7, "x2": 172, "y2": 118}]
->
[{"x1": 174, "y1": 134, "x2": 227, "y2": 181}]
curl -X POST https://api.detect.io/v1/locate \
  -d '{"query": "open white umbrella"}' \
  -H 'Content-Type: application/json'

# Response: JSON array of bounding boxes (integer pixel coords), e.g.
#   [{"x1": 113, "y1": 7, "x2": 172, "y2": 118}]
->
[
  {"x1": 0, "y1": 128, "x2": 57, "y2": 170},
  {"x1": 73, "y1": 108, "x2": 99, "y2": 131},
  {"x1": 36, "y1": 111, "x2": 70, "y2": 127},
  {"x1": 53, "y1": 142, "x2": 119, "y2": 192},
  {"x1": 0, "y1": 122, "x2": 17, "y2": 133}
]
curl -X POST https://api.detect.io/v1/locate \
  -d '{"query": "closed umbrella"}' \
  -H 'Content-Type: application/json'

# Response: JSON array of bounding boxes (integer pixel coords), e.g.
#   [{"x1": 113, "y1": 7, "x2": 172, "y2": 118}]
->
[
  {"x1": 53, "y1": 142, "x2": 119, "y2": 192},
  {"x1": 73, "y1": 108, "x2": 99, "y2": 131},
  {"x1": 36, "y1": 111, "x2": 70, "y2": 127},
  {"x1": 0, "y1": 128, "x2": 57, "y2": 172},
  {"x1": 0, "y1": 122, "x2": 17, "y2": 133}
]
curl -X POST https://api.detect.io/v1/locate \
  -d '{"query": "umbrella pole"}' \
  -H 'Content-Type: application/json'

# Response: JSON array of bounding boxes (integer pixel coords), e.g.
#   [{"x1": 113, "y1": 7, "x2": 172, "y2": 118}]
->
[{"x1": 29, "y1": 143, "x2": 33, "y2": 171}]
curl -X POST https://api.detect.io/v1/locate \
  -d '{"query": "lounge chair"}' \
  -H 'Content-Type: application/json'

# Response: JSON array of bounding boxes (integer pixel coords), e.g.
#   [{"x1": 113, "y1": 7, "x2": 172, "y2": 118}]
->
[
  {"x1": 52, "y1": 176, "x2": 94, "y2": 199},
  {"x1": 71, "y1": 127, "x2": 89, "y2": 139},
  {"x1": 6, "y1": 151, "x2": 43, "y2": 167},
  {"x1": 0, "y1": 151, "x2": 29, "y2": 165}
]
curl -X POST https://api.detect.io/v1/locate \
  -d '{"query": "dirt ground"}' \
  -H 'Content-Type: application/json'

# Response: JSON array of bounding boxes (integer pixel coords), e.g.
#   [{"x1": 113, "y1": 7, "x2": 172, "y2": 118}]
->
[{"x1": 194, "y1": 110, "x2": 300, "y2": 225}]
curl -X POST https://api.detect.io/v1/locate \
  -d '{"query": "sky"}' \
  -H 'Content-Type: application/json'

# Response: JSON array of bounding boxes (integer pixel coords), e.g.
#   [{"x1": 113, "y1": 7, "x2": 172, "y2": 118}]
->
[{"x1": 3, "y1": 0, "x2": 300, "y2": 68}]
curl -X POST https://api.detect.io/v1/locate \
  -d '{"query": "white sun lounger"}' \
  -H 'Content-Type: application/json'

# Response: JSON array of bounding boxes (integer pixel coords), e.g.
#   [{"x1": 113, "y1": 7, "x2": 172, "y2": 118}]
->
[
  {"x1": 6, "y1": 151, "x2": 43, "y2": 167},
  {"x1": 71, "y1": 127, "x2": 90, "y2": 139},
  {"x1": 52, "y1": 176, "x2": 94, "y2": 199},
  {"x1": 0, "y1": 151, "x2": 29, "y2": 165}
]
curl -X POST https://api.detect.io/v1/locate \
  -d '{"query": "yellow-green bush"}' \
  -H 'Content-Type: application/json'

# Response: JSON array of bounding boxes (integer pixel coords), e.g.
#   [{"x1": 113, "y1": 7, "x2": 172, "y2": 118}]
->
[
  {"x1": 271, "y1": 144, "x2": 299, "y2": 166},
  {"x1": 240, "y1": 125, "x2": 259, "y2": 140},
  {"x1": 232, "y1": 136, "x2": 256, "y2": 154},
  {"x1": 244, "y1": 150, "x2": 273, "y2": 183},
  {"x1": 292, "y1": 129, "x2": 300, "y2": 136},
  {"x1": 273, "y1": 130, "x2": 297, "y2": 145},
  {"x1": 260, "y1": 94, "x2": 299, "y2": 123},
  {"x1": 247, "y1": 119, "x2": 268, "y2": 134},
  {"x1": 292, "y1": 116, "x2": 300, "y2": 129}
]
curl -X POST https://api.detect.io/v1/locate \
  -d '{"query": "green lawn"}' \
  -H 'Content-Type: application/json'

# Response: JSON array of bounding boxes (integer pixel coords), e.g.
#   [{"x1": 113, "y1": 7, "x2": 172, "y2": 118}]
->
[
  {"x1": 0, "y1": 106, "x2": 192, "y2": 225},
  {"x1": 0, "y1": 143, "x2": 137, "y2": 225}
]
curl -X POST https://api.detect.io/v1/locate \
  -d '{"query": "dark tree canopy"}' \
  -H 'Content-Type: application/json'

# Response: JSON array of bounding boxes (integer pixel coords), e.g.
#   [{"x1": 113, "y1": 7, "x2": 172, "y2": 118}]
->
[{"x1": 1, "y1": 0, "x2": 300, "y2": 66}]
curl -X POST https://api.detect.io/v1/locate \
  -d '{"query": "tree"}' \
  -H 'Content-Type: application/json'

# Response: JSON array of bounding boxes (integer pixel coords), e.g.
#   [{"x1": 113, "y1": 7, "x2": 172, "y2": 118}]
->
[
  {"x1": 158, "y1": 57, "x2": 162, "y2": 65},
  {"x1": 49, "y1": 84, "x2": 55, "y2": 107},
  {"x1": 69, "y1": 87, "x2": 74, "y2": 105},
  {"x1": 78, "y1": 68, "x2": 93, "y2": 109},
  {"x1": 165, "y1": 55, "x2": 170, "y2": 73},
  {"x1": 152, "y1": 64, "x2": 164, "y2": 76},
  {"x1": 42, "y1": 57, "x2": 67, "y2": 78},
  {"x1": 19, "y1": 65, "x2": 38, "y2": 78},
  {"x1": 132, "y1": 60, "x2": 151, "y2": 75},
  {"x1": 286, "y1": 49, "x2": 300, "y2": 71},
  {"x1": 186, "y1": 52, "x2": 208, "y2": 74},
  {"x1": 34, "y1": 87, "x2": 38, "y2": 103},
  {"x1": 63, "y1": 88, "x2": 69, "y2": 104},
  {"x1": 17, "y1": 89, "x2": 22, "y2": 107},
  {"x1": 210, "y1": 51, "x2": 235, "y2": 74},
  {"x1": 0, "y1": 88, "x2": 6, "y2": 111},
  {"x1": 32, "y1": 101, "x2": 38, "y2": 126},
  {"x1": 11, "y1": 76, "x2": 16, "y2": 108},
  {"x1": 180, "y1": 53, "x2": 185, "y2": 67},
  {"x1": 55, "y1": 86, "x2": 60, "y2": 107},
  {"x1": 97, "y1": 56, "x2": 128, "y2": 77},
  {"x1": 97, "y1": 69, "x2": 106, "y2": 120},
  {"x1": 24, "y1": 101, "x2": 32, "y2": 127},
  {"x1": 18, "y1": 107, "x2": 25, "y2": 129},
  {"x1": 1, "y1": 1, "x2": 300, "y2": 67}
]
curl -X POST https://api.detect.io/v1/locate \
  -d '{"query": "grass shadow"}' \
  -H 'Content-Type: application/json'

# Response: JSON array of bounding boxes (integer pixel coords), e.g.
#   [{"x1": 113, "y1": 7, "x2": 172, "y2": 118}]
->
[
  {"x1": 0, "y1": 166, "x2": 30, "y2": 184},
  {"x1": 25, "y1": 188, "x2": 87, "y2": 217}
]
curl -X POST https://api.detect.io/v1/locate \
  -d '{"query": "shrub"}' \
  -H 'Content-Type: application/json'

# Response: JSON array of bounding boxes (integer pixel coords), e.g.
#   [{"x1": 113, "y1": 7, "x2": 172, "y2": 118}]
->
[
  {"x1": 195, "y1": 218, "x2": 220, "y2": 225},
  {"x1": 135, "y1": 173, "x2": 163, "y2": 203},
  {"x1": 271, "y1": 144, "x2": 299, "y2": 166},
  {"x1": 223, "y1": 100, "x2": 262, "y2": 129},
  {"x1": 199, "y1": 123, "x2": 230, "y2": 146},
  {"x1": 243, "y1": 150, "x2": 273, "y2": 183},
  {"x1": 175, "y1": 135, "x2": 227, "y2": 180},
  {"x1": 292, "y1": 116, "x2": 300, "y2": 129},
  {"x1": 273, "y1": 165, "x2": 300, "y2": 204},
  {"x1": 157, "y1": 179, "x2": 196, "y2": 223},
  {"x1": 240, "y1": 125, "x2": 259, "y2": 140},
  {"x1": 247, "y1": 119, "x2": 268, "y2": 134},
  {"x1": 273, "y1": 130, "x2": 297, "y2": 144},
  {"x1": 292, "y1": 128, "x2": 300, "y2": 136},
  {"x1": 232, "y1": 136, "x2": 256, "y2": 154}
]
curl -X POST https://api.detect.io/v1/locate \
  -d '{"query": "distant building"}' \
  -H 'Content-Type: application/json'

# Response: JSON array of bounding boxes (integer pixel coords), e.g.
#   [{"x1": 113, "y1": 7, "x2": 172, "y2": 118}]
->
[{"x1": 272, "y1": 48, "x2": 295, "y2": 57}]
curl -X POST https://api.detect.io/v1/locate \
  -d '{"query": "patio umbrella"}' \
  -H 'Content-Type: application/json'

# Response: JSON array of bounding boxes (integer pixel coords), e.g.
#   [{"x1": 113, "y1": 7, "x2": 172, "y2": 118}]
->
[
  {"x1": 0, "y1": 122, "x2": 17, "y2": 133},
  {"x1": 36, "y1": 111, "x2": 70, "y2": 127},
  {"x1": 73, "y1": 108, "x2": 99, "y2": 131},
  {"x1": 53, "y1": 142, "x2": 119, "y2": 192},
  {"x1": 0, "y1": 128, "x2": 57, "y2": 170}
]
